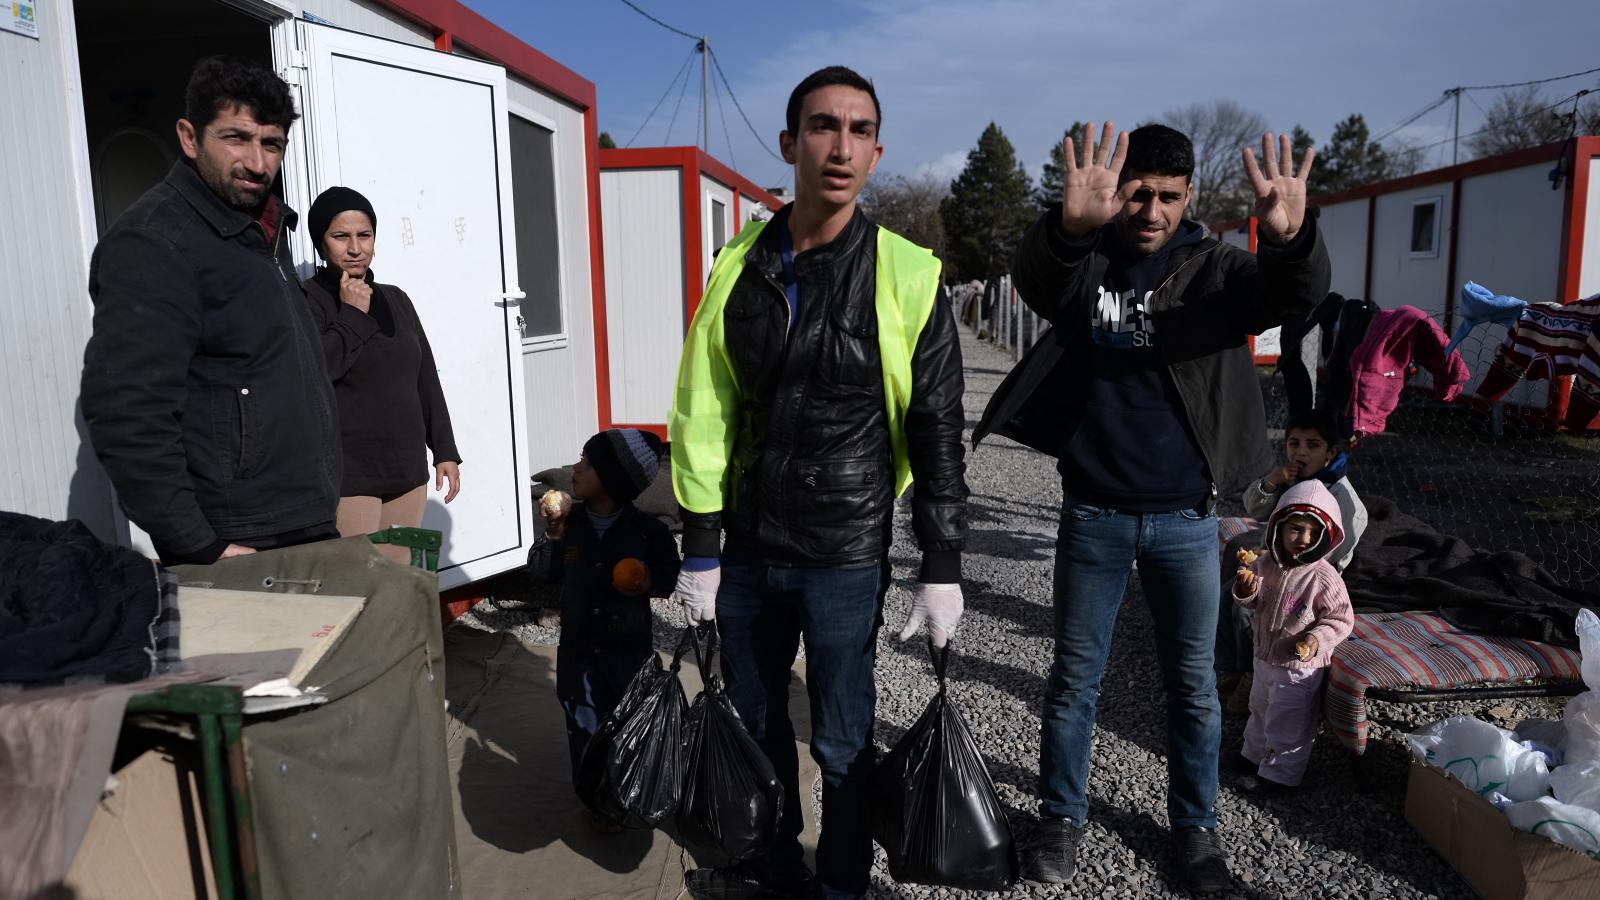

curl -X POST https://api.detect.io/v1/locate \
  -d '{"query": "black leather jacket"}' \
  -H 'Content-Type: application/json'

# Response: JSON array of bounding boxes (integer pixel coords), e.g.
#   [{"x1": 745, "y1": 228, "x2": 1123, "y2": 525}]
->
[{"x1": 681, "y1": 207, "x2": 968, "y2": 582}]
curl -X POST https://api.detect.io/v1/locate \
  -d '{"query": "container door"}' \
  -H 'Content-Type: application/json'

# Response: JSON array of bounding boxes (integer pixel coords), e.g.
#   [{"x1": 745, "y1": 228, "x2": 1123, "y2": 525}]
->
[{"x1": 291, "y1": 20, "x2": 532, "y2": 588}]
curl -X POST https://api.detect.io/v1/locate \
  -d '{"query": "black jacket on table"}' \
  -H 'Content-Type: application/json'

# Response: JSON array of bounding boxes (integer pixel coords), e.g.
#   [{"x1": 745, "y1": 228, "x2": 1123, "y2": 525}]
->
[
  {"x1": 302, "y1": 268, "x2": 460, "y2": 497},
  {"x1": 81, "y1": 161, "x2": 341, "y2": 564},
  {"x1": 680, "y1": 206, "x2": 968, "y2": 583},
  {"x1": 530, "y1": 504, "x2": 681, "y2": 647},
  {"x1": 974, "y1": 205, "x2": 1331, "y2": 502}
]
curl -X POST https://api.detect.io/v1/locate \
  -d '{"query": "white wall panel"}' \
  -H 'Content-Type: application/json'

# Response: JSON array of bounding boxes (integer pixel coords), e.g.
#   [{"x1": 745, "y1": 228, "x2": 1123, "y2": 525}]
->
[
  {"x1": 522, "y1": 345, "x2": 581, "y2": 474},
  {"x1": 1370, "y1": 187, "x2": 1451, "y2": 320},
  {"x1": 1583, "y1": 157, "x2": 1600, "y2": 298},
  {"x1": 1454, "y1": 163, "x2": 1565, "y2": 408},
  {"x1": 297, "y1": 0, "x2": 431, "y2": 46},
  {"x1": 508, "y1": 76, "x2": 598, "y2": 466},
  {"x1": 0, "y1": 0, "x2": 116, "y2": 538},
  {"x1": 602, "y1": 168, "x2": 685, "y2": 425},
  {"x1": 1317, "y1": 199, "x2": 1370, "y2": 299}
]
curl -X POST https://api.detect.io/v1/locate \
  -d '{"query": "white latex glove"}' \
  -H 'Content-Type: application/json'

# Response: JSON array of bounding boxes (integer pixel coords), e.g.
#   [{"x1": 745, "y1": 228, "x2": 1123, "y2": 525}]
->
[
  {"x1": 674, "y1": 566, "x2": 721, "y2": 624},
  {"x1": 898, "y1": 582, "x2": 964, "y2": 647}
]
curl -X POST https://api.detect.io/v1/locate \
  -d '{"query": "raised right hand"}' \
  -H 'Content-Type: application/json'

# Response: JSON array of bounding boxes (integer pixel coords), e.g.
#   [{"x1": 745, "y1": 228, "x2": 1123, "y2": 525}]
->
[
  {"x1": 1265, "y1": 463, "x2": 1298, "y2": 489},
  {"x1": 339, "y1": 270, "x2": 372, "y2": 314},
  {"x1": 1060, "y1": 121, "x2": 1143, "y2": 238}
]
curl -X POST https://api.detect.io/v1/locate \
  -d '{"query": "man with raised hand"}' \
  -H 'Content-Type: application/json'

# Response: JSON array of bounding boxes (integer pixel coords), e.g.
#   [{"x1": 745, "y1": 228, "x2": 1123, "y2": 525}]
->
[
  {"x1": 669, "y1": 66, "x2": 968, "y2": 900},
  {"x1": 974, "y1": 122, "x2": 1329, "y2": 893}
]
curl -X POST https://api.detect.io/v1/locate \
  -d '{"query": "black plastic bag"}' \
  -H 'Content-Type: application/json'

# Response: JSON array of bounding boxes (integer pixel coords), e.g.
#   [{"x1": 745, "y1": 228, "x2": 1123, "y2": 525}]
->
[
  {"x1": 575, "y1": 629, "x2": 693, "y2": 828},
  {"x1": 675, "y1": 623, "x2": 785, "y2": 863},
  {"x1": 870, "y1": 640, "x2": 1017, "y2": 890}
]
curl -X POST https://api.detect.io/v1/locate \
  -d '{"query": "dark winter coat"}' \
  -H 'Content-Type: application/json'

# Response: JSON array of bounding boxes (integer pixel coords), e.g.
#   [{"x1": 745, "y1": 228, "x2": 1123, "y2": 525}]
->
[
  {"x1": 532, "y1": 504, "x2": 681, "y2": 647},
  {"x1": 81, "y1": 161, "x2": 341, "y2": 563},
  {"x1": 974, "y1": 206, "x2": 1332, "y2": 501},
  {"x1": 680, "y1": 206, "x2": 967, "y2": 583},
  {"x1": 302, "y1": 268, "x2": 460, "y2": 497}
]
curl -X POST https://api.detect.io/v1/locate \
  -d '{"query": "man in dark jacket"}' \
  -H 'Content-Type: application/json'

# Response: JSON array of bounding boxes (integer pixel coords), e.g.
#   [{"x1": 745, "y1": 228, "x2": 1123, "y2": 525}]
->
[
  {"x1": 81, "y1": 56, "x2": 340, "y2": 564},
  {"x1": 973, "y1": 123, "x2": 1329, "y2": 893},
  {"x1": 668, "y1": 66, "x2": 967, "y2": 900}
]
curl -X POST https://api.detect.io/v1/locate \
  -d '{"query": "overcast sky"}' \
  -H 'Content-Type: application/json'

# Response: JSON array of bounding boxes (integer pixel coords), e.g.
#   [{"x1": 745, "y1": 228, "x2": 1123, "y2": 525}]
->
[{"x1": 466, "y1": 0, "x2": 1600, "y2": 190}]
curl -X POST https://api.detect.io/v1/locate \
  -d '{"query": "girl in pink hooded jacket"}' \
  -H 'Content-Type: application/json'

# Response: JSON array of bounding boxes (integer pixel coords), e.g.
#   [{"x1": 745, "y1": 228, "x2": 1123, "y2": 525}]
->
[{"x1": 1229, "y1": 480, "x2": 1354, "y2": 794}]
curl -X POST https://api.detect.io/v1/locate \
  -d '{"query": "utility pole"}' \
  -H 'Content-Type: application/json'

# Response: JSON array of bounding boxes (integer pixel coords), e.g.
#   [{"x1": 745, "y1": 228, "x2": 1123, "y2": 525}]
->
[
  {"x1": 699, "y1": 37, "x2": 710, "y2": 152},
  {"x1": 1451, "y1": 87, "x2": 1462, "y2": 166}
]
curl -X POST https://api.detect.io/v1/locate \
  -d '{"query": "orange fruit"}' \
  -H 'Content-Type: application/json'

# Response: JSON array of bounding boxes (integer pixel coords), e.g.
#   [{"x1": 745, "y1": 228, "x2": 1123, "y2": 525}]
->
[{"x1": 612, "y1": 557, "x2": 650, "y2": 594}]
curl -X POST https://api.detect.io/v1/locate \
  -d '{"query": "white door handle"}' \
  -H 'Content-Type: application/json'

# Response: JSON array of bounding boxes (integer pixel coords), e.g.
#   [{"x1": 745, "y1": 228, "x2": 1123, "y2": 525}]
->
[{"x1": 501, "y1": 290, "x2": 527, "y2": 303}]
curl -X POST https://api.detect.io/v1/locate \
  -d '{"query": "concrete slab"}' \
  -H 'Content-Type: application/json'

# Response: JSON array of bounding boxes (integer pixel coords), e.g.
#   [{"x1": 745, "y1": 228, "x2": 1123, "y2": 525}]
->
[{"x1": 444, "y1": 627, "x2": 819, "y2": 899}]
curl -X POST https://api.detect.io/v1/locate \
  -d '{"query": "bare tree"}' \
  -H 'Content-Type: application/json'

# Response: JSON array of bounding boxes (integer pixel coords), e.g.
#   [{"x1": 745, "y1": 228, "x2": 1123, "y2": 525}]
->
[
  {"x1": 860, "y1": 172, "x2": 950, "y2": 261},
  {"x1": 1385, "y1": 134, "x2": 1426, "y2": 177},
  {"x1": 1160, "y1": 99, "x2": 1268, "y2": 226},
  {"x1": 1467, "y1": 85, "x2": 1574, "y2": 159}
]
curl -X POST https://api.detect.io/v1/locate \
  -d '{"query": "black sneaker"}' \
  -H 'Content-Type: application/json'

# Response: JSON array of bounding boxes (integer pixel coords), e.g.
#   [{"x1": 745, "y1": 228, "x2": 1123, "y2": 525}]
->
[
  {"x1": 1237, "y1": 773, "x2": 1298, "y2": 797},
  {"x1": 1172, "y1": 826, "x2": 1231, "y2": 894},
  {"x1": 1220, "y1": 750, "x2": 1255, "y2": 776},
  {"x1": 1019, "y1": 816, "x2": 1081, "y2": 884},
  {"x1": 684, "y1": 866, "x2": 813, "y2": 900}
]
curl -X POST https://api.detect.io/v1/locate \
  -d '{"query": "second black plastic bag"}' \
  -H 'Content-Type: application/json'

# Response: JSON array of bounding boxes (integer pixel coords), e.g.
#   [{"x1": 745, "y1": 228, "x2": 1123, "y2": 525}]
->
[
  {"x1": 870, "y1": 640, "x2": 1017, "y2": 890},
  {"x1": 575, "y1": 629, "x2": 694, "y2": 828},
  {"x1": 675, "y1": 622, "x2": 785, "y2": 863}
]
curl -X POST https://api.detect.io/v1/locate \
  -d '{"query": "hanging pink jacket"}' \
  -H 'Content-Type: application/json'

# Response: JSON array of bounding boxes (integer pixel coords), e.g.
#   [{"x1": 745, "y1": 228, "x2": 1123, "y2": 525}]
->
[{"x1": 1347, "y1": 305, "x2": 1470, "y2": 436}]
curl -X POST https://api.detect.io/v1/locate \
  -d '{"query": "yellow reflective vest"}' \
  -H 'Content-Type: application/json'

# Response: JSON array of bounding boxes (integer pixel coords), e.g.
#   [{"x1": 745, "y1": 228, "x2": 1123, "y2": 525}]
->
[{"x1": 669, "y1": 219, "x2": 943, "y2": 514}]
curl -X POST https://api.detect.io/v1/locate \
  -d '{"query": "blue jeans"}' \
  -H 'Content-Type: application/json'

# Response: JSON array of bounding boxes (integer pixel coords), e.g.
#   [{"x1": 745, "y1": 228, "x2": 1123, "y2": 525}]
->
[
  {"x1": 1038, "y1": 498, "x2": 1222, "y2": 829},
  {"x1": 716, "y1": 561, "x2": 885, "y2": 900}
]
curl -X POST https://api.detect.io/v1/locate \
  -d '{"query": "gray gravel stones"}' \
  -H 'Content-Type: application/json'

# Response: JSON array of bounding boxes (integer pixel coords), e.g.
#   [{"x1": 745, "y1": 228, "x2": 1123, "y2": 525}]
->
[{"x1": 455, "y1": 327, "x2": 1550, "y2": 898}]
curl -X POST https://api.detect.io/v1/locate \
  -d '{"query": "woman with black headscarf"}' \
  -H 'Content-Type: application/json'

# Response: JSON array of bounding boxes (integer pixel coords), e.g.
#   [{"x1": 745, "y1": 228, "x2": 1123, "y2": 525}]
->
[{"x1": 303, "y1": 186, "x2": 461, "y2": 547}]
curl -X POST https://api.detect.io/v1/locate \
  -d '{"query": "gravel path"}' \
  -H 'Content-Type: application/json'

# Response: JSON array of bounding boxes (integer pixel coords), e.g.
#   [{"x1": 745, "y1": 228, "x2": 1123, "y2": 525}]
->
[{"x1": 458, "y1": 325, "x2": 1565, "y2": 898}]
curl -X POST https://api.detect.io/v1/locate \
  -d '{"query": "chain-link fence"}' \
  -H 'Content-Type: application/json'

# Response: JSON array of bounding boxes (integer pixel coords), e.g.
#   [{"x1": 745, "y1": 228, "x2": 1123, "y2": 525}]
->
[
  {"x1": 1254, "y1": 322, "x2": 1600, "y2": 595},
  {"x1": 959, "y1": 279, "x2": 1600, "y2": 595}
]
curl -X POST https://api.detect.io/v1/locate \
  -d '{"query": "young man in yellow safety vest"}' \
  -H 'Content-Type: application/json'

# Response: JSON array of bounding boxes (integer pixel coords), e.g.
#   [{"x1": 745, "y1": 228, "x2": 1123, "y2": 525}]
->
[{"x1": 669, "y1": 66, "x2": 969, "y2": 900}]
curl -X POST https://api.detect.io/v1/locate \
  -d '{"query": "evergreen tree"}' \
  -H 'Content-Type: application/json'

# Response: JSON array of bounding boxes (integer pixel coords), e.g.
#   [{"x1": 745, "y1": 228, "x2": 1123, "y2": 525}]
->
[
  {"x1": 1290, "y1": 125, "x2": 1315, "y2": 162},
  {"x1": 598, "y1": 131, "x2": 617, "y2": 149},
  {"x1": 1034, "y1": 122, "x2": 1086, "y2": 209},
  {"x1": 940, "y1": 123, "x2": 1036, "y2": 280},
  {"x1": 1309, "y1": 114, "x2": 1391, "y2": 196}
]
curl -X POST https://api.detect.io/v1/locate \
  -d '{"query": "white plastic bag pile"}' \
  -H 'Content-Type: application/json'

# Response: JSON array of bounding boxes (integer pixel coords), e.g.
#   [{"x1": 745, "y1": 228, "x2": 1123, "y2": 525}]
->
[{"x1": 1407, "y1": 608, "x2": 1600, "y2": 859}]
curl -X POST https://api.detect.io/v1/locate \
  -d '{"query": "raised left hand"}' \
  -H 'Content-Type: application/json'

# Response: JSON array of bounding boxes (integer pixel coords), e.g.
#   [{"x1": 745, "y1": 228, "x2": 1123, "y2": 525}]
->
[
  {"x1": 435, "y1": 461, "x2": 461, "y2": 503},
  {"x1": 1242, "y1": 132, "x2": 1315, "y2": 245}
]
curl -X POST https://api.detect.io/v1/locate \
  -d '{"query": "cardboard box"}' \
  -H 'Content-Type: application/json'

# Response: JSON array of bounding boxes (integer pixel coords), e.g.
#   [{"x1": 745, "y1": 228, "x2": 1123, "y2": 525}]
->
[
  {"x1": 63, "y1": 748, "x2": 217, "y2": 899},
  {"x1": 1405, "y1": 760, "x2": 1600, "y2": 900}
]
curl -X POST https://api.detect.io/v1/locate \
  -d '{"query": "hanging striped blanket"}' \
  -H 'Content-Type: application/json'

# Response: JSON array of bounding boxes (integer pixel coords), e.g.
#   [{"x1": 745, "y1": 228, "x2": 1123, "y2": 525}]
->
[{"x1": 1324, "y1": 610, "x2": 1583, "y2": 754}]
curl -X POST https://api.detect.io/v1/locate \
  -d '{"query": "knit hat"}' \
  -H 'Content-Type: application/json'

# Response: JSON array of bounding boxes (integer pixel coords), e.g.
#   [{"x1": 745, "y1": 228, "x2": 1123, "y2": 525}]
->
[
  {"x1": 1446, "y1": 281, "x2": 1528, "y2": 355},
  {"x1": 308, "y1": 186, "x2": 377, "y2": 253},
  {"x1": 582, "y1": 429, "x2": 662, "y2": 503}
]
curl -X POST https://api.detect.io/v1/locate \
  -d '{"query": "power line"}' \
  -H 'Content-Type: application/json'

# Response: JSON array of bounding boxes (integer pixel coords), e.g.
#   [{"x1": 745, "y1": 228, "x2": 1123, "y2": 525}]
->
[
  {"x1": 1371, "y1": 92, "x2": 1453, "y2": 145},
  {"x1": 1457, "y1": 65, "x2": 1600, "y2": 93},
  {"x1": 1391, "y1": 89, "x2": 1589, "y2": 156},
  {"x1": 624, "y1": 46, "x2": 697, "y2": 148},
  {"x1": 708, "y1": 47, "x2": 786, "y2": 166},
  {"x1": 616, "y1": 0, "x2": 698, "y2": 41},
  {"x1": 709, "y1": 63, "x2": 737, "y2": 168},
  {"x1": 663, "y1": 55, "x2": 694, "y2": 145}
]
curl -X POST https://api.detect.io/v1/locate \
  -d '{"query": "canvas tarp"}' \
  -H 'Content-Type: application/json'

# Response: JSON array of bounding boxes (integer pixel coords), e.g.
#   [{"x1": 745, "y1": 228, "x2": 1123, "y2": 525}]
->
[{"x1": 170, "y1": 536, "x2": 459, "y2": 900}]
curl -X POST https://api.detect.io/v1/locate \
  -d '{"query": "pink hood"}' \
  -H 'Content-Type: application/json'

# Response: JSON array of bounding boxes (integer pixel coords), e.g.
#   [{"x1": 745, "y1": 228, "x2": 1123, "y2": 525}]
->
[{"x1": 1266, "y1": 479, "x2": 1346, "y2": 568}]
